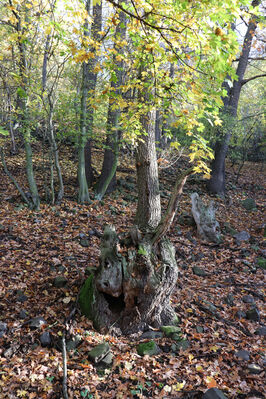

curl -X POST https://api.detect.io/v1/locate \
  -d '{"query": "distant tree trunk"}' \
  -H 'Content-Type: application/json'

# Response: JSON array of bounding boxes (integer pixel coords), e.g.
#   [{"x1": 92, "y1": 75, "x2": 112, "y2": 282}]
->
[
  {"x1": 16, "y1": 10, "x2": 40, "y2": 210},
  {"x1": 95, "y1": 1, "x2": 126, "y2": 199},
  {"x1": 208, "y1": 0, "x2": 261, "y2": 195},
  {"x1": 84, "y1": 1, "x2": 102, "y2": 187}
]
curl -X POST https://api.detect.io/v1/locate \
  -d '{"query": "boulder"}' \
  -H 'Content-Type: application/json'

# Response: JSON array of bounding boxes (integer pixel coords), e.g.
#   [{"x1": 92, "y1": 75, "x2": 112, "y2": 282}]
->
[
  {"x1": 193, "y1": 266, "x2": 207, "y2": 277},
  {"x1": 137, "y1": 341, "x2": 160, "y2": 356},
  {"x1": 160, "y1": 325, "x2": 182, "y2": 338},
  {"x1": 53, "y1": 276, "x2": 68, "y2": 288},
  {"x1": 241, "y1": 198, "x2": 256, "y2": 211},
  {"x1": 234, "y1": 231, "x2": 250, "y2": 242},
  {"x1": 255, "y1": 326, "x2": 266, "y2": 336},
  {"x1": 246, "y1": 308, "x2": 260, "y2": 322},
  {"x1": 235, "y1": 349, "x2": 250, "y2": 361},
  {"x1": 40, "y1": 331, "x2": 52, "y2": 347},
  {"x1": 88, "y1": 342, "x2": 111, "y2": 364}
]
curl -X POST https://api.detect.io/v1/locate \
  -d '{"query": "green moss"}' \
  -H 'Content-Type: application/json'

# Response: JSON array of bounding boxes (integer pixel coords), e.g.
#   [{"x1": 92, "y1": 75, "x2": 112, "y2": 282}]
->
[
  {"x1": 257, "y1": 257, "x2": 266, "y2": 270},
  {"x1": 160, "y1": 325, "x2": 182, "y2": 337},
  {"x1": 137, "y1": 341, "x2": 160, "y2": 356},
  {"x1": 79, "y1": 274, "x2": 95, "y2": 319}
]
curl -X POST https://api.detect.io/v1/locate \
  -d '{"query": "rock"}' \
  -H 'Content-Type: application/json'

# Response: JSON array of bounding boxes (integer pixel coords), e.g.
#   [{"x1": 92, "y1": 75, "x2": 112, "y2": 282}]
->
[
  {"x1": 203, "y1": 388, "x2": 228, "y2": 399},
  {"x1": 196, "y1": 326, "x2": 204, "y2": 333},
  {"x1": 255, "y1": 326, "x2": 266, "y2": 336},
  {"x1": 256, "y1": 257, "x2": 266, "y2": 270},
  {"x1": 224, "y1": 293, "x2": 235, "y2": 306},
  {"x1": 88, "y1": 342, "x2": 111, "y2": 364},
  {"x1": 137, "y1": 341, "x2": 160, "y2": 356},
  {"x1": 160, "y1": 325, "x2": 182, "y2": 338},
  {"x1": 140, "y1": 331, "x2": 164, "y2": 340},
  {"x1": 53, "y1": 276, "x2": 68, "y2": 288},
  {"x1": 26, "y1": 317, "x2": 47, "y2": 329},
  {"x1": 66, "y1": 335, "x2": 82, "y2": 351},
  {"x1": 16, "y1": 290, "x2": 28, "y2": 303},
  {"x1": 246, "y1": 308, "x2": 260, "y2": 322},
  {"x1": 40, "y1": 331, "x2": 52, "y2": 347},
  {"x1": 171, "y1": 339, "x2": 190, "y2": 352},
  {"x1": 241, "y1": 198, "x2": 256, "y2": 211},
  {"x1": 234, "y1": 231, "x2": 250, "y2": 242},
  {"x1": 80, "y1": 238, "x2": 90, "y2": 247},
  {"x1": 0, "y1": 322, "x2": 7, "y2": 338},
  {"x1": 247, "y1": 364, "x2": 262, "y2": 374},
  {"x1": 193, "y1": 266, "x2": 207, "y2": 277},
  {"x1": 242, "y1": 295, "x2": 255, "y2": 304},
  {"x1": 100, "y1": 352, "x2": 113, "y2": 366},
  {"x1": 235, "y1": 310, "x2": 246, "y2": 319},
  {"x1": 235, "y1": 349, "x2": 250, "y2": 361},
  {"x1": 19, "y1": 310, "x2": 28, "y2": 319},
  {"x1": 178, "y1": 214, "x2": 196, "y2": 227}
]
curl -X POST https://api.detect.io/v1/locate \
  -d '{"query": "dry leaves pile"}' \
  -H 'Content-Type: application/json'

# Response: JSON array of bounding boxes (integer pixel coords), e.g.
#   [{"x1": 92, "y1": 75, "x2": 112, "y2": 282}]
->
[{"x1": 0, "y1": 147, "x2": 265, "y2": 398}]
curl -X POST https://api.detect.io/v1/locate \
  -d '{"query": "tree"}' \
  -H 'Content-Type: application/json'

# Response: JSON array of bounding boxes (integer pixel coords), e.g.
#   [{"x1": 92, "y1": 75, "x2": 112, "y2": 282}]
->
[
  {"x1": 208, "y1": 0, "x2": 265, "y2": 194},
  {"x1": 79, "y1": 0, "x2": 251, "y2": 335}
]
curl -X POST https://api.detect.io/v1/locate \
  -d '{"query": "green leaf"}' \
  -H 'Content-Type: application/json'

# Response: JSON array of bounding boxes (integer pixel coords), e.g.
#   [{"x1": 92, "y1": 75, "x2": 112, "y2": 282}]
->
[{"x1": 0, "y1": 127, "x2": 9, "y2": 136}]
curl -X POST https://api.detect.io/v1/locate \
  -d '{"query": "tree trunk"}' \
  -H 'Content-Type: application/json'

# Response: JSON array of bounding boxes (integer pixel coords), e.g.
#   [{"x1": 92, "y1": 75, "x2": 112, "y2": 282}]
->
[
  {"x1": 79, "y1": 225, "x2": 178, "y2": 335},
  {"x1": 208, "y1": 0, "x2": 260, "y2": 195},
  {"x1": 95, "y1": 1, "x2": 126, "y2": 198},
  {"x1": 84, "y1": 1, "x2": 103, "y2": 187},
  {"x1": 136, "y1": 109, "x2": 161, "y2": 231}
]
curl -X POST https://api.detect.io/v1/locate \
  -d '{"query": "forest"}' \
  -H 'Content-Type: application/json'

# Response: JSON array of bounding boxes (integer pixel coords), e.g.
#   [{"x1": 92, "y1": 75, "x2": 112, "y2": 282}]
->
[{"x1": 0, "y1": 0, "x2": 265, "y2": 398}]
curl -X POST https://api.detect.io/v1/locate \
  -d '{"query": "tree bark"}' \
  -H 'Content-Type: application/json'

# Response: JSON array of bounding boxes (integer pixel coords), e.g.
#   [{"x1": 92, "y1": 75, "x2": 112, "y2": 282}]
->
[{"x1": 208, "y1": 0, "x2": 261, "y2": 195}]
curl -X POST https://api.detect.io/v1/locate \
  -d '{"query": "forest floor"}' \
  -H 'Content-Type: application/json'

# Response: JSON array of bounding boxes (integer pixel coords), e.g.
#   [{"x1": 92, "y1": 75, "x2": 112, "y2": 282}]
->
[{"x1": 0, "y1": 144, "x2": 265, "y2": 399}]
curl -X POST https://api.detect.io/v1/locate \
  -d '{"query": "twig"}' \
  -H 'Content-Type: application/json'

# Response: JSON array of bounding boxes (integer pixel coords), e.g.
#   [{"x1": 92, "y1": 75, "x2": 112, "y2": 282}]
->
[{"x1": 62, "y1": 334, "x2": 69, "y2": 399}]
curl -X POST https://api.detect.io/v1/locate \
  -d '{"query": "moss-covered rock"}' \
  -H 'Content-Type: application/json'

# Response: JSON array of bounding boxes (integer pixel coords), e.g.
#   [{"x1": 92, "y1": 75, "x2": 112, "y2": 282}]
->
[
  {"x1": 79, "y1": 274, "x2": 95, "y2": 319},
  {"x1": 257, "y1": 257, "x2": 266, "y2": 270},
  {"x1": 241, "y1": 198, "x2": 256, "y2": 211},
  {"x1": 160, "y1": 325, "x2": 182, "y2": 338},
  {"x1": 137, "y1": 341, "x2": 160, "y2": 356}
]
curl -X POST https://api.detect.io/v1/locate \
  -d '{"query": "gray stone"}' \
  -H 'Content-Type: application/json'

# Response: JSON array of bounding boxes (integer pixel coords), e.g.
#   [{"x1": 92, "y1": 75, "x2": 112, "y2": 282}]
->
[
  {"x1": 242, "y1": 295, "x2": 255, "y2": 304},
  {"x1": 137, "y1": 341, "x2": 160, "y2": 356},
  {"x1": 140, "y1": 331, "x2": 164, "y2": 340},
  {"x1": 171, "y1": 339, "x2": 190, "y2": 352},
  {"x1": 235, "y1": 349, "x2": 250, "y2": 361},
  {"x1": 246, "y1": 308, "x2": 260, "y2": 322},
  {"x1": 100, "y1": 352, "x2": 113, "y2": 366},
  {"x1": 88, "y1": 342, "x2": 111, "y2": 364},
  {"x1": 196, "y1": 326, "x2": 204, "y2": 333},
  {"x1": 235, "y1": 310, "x2": 246, "y2": 319},
  {"x1": 203, "y1": 388, "x2": 228, "y2": 399},
  {"x1": 0, "y1": 322, "x2": 7, "y2": 338},
  {"x1": 247, "y1": 364, "x2": 262, "y2": 374},
  {"x1": 224, "y1": 293, "x2": 235, "y2": 306},
  {"x1": 19, "y1": 310, "x2": 28, "y2": 319},
  {"x1": 80, "y1": 238, "x2": 90, "y2": 247},
  {"x1": 234, "y1": 231, "x2": 250, "y2": 242},
  {"x1": 27, "y1": 317, "x2": 47, "y2": 329},
  {"x1": 53, "y1": 276, "x2": 68, "y2": 288},
  {"x1": 255, "y1": 326, "x2": 266, "y2": 336},
  {"x1": 40, "y1": 331, "x2": 52, "y2": 347},
  {"x1": 241, "y1": 198, "x2": 256, "y2": 211},
  {"x1": 193, "y1": 266, "x2": 207, "y2": 277}
]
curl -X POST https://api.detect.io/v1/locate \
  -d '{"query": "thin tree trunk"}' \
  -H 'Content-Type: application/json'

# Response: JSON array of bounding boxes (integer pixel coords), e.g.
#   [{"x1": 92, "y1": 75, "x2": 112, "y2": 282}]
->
[
  {"x1": 208, "y1": 0, "x2": 261, "y2": 195},
  {"x1": 136, "y1": 108, "x2": 161, "y2": 231}
]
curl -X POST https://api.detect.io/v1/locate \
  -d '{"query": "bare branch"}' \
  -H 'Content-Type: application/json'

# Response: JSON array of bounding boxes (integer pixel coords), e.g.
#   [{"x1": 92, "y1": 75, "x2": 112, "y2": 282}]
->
[{"x1": 241, "y1": 73, "x2": 266, "y2": 85}]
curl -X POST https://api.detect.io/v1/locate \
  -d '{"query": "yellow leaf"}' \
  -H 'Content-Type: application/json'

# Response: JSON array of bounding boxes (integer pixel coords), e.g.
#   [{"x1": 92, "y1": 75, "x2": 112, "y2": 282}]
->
[
  {"x1": 210, "y1": 345, "x2": 219, "y2": 352},
  {"x1": 173, "y1": 381, "x2": 186, "y2": 391},
  {"x1": 17, "y1": 390, "x2": 28, "y2": 397},
  {"x1": 214, "y1": 118, "x2": 222, "y2": 126}
]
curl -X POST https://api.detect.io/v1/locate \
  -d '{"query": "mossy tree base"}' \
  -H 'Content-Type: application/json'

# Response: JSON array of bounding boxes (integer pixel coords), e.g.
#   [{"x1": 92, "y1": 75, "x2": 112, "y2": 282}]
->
[{"x1": 79, "y1": 225, "x2": 179, "y2": 335}]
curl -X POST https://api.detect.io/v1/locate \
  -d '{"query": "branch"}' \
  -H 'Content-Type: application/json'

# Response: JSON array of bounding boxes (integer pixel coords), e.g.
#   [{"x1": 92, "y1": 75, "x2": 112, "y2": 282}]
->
[
  {"x1": 241, "y1": 73, "x2": 266, "y2": 85},
  {"x1": 152, "y1": 167, "x2": 194, "y2": 245},
  {"x1": 62, "y1": 334, "x2": 68, "y2": 399},
  {"x1": 0, "y1": 146, "x2": 31, "y2": 207}
]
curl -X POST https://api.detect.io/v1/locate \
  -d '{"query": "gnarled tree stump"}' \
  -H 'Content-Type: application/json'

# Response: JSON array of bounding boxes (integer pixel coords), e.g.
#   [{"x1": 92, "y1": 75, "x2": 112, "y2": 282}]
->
[{"x1": 79, "y1": 225, "x2": 178, "y2": 335}]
